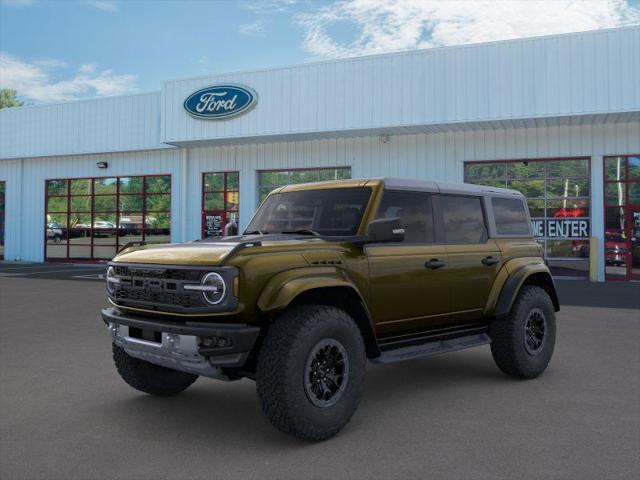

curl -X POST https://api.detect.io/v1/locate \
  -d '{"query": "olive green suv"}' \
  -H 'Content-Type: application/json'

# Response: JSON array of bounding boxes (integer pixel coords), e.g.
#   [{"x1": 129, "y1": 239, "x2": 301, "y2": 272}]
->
[{"x1": 102, "y1": 178, "x2": 559, "y2": 441}]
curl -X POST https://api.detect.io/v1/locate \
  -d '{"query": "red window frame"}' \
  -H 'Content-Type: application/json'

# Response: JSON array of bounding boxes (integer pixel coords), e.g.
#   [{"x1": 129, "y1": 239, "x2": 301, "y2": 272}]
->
[
  {"x1": 603, "y1": 154, "x2": 640, "y2": 281},
  {"x1": 201, "y1": 171, "x2": 239, "y2": 238},
  {"x1": 44, "y1": 174, "x2": 171, "y2": 262}
]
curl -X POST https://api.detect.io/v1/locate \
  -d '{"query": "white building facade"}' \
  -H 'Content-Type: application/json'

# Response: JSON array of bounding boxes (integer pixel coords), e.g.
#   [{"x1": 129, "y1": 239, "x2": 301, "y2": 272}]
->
[{"x1": 1, "y1": 27, "x2": 639, "y2": 281}]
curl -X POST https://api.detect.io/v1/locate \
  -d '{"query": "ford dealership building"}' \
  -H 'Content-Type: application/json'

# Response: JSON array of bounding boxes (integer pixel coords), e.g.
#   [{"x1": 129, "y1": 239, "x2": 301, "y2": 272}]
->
[{"x1": 1, "y1": 26, "x2": 639, "y2": 281}]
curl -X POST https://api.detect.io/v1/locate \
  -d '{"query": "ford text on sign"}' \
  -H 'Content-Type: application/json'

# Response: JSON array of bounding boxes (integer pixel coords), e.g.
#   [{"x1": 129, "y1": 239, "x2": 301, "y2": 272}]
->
[
  {"x1": 184, "y1": 85, "x2": 257, "y2": 119},
  {"x1": 531, "y1": 219, "x2": 590, "y2": 238}
]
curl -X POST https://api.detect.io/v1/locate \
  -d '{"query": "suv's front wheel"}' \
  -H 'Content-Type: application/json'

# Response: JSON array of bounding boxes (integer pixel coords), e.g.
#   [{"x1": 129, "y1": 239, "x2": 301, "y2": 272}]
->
[
  {"x1": 112, "y1": 344, "x2": 198, "y2": 396},
  {"x1": 489, "y1": 285, "x2": 556, "y2": 379},
  {"x1": 256, "y1": 304, "x2": 366, "y2": 441}
]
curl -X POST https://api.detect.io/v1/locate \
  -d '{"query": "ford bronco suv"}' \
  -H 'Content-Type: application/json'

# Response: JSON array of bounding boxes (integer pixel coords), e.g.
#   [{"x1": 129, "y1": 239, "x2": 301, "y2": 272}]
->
[{"x1": 102, "y1": 178, "x2": 559, "y2": 441}]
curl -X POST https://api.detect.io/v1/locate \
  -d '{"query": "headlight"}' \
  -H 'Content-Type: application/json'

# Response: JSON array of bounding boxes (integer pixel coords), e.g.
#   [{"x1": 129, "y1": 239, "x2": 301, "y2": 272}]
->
[
  {"x1": 184, "y1": 272, "x2": 226, "y2": 305},
  {"x1": 105, "y1": 266, "x2": 119, "y2": 294}
]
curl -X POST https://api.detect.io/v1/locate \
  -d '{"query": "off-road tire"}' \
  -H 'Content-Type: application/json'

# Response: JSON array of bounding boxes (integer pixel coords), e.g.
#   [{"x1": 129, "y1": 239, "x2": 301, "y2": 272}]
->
[
  {"x1": 256, "y1": 304, "x2": 366, "y2": 441},
  {"x1": 112, "y1": 344, "x2": 198, "y2": 396},
  {"x1": 489, "y1": 285, "x2": 556, "y2": 379}
]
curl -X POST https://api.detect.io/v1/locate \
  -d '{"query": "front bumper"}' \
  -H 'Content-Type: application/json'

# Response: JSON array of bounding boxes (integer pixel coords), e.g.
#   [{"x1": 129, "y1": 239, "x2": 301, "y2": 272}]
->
[{"x1": 101, "y1": 307, "x2": 260, "y2": 379}]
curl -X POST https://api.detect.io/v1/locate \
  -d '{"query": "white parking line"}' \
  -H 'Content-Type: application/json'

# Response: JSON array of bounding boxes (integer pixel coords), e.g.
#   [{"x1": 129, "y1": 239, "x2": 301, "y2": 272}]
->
[{"x1": 0, "y1": 268, "x2": 105, "y2": 276}]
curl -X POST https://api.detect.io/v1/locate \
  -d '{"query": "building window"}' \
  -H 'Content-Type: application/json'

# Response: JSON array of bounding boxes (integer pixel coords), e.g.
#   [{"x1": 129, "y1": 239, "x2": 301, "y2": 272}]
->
[
  {"x1": 465, "y1": 158, "x2": 591, "y2": 277},
  {"x1": 45, "y1": 175, "x2": 171, "y2": 261},
  {"x1": 0, "y1": 181, "x2": 5, "y2": 260},
  {"x1": 202, "y1": 171, "x2": 239, "y2": 238},
  {"x1": 257, "y1": 167, "x2": 351, "y2": 204},
  {"x1": 603, "y1": 155, "x2": 640, "y2": 281}
]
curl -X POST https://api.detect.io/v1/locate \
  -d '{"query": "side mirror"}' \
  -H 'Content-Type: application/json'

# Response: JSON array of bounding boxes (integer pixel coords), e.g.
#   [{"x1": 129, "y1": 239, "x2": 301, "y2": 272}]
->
[{"x1": 366, "y1": 217, "x2": 405, "y2": 243}]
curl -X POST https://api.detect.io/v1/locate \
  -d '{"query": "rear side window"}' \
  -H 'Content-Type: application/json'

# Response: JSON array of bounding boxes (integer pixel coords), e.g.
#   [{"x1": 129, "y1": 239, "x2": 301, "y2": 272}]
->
[
  {"x1": 376, "y1": 191, "x2": 434, "y2": 243},
  {"x1": 440, "y1": 195, "x2": 488, "y2": 243},
  {"x1": 492, "y1": 197, "x2": 530, "y2": 235}
]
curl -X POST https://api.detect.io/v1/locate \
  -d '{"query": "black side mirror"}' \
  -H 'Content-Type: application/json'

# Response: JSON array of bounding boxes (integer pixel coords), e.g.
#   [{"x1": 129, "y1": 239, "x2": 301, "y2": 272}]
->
[{"x1": 366, "y1": 217, "x2": 405, "y2": 243}]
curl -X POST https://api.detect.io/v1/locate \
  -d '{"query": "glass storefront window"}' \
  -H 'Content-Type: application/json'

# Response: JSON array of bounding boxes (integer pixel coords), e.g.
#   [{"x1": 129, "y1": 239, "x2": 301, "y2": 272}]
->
[
  {"x1": 257, "y1": 167, "x2": 352, "y2": 204},
  {"x1": 45, "y1": 174, "x2": 171, "y2": 261},
  {"x1": 201, "y1": 171, "x2": 239, "y2": 238},
  {"x1": 465, "y1": 158, "x2": 591, "y2": 277},
  {"x1": 605, "y1": 183, "x2": 625, "y2": 206},
  {"x1": 604, "y1": 157, "x2": 626, "y2": 181}
]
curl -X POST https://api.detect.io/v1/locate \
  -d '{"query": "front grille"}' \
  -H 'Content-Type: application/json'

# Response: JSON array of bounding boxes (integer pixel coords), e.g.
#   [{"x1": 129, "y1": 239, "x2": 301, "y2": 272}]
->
[
  {"x1": 113, "y1": 265, "x2": 201, "y2": 282},
  {"x1": 108, "y1": 263, "x2": 239, "y2": 314},
  {"x1": 115, "y1": 288, "x2": 193, "y2": 307}
]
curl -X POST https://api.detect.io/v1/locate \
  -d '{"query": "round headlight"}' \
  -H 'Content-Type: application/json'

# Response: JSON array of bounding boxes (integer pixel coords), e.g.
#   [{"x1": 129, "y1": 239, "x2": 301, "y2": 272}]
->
[
  {"x1": 106, "y1": 266, "x2": 118, "y2": 294},
  {"x1": 201, "y1": 272, "x2": 226, "y2": 305}
]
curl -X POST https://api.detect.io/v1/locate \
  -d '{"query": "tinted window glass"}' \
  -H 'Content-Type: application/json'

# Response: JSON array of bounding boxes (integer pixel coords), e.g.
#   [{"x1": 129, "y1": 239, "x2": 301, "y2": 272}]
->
[
  {"x1": 375, "y1": 191, "x2": 434, "y2": 243},
  {"x1": 246, "y1": 187, "x2": 370, "y2": 236},
  {"x1": 441, "y1": 195, "x2": 487, "y2": 243},
  {"x1": 492, "y1": 197, "x2": 530, "y2": 235}
]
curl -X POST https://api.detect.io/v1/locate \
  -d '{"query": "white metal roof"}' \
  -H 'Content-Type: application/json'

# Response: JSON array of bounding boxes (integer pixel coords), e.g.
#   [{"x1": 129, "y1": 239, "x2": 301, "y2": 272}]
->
[{"x1": 1, "y1": 26, "x2": 639, "y2": 160}]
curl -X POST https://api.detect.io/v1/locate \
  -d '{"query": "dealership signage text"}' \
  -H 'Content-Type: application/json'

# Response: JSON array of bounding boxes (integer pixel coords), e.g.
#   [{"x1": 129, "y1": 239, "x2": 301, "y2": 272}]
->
[
  {"x1": 183, "y1": 84, "x2": 257, "y2": 119},
  {"x1": 531, "y1": 219, "x2": 589, "y2": 238}
]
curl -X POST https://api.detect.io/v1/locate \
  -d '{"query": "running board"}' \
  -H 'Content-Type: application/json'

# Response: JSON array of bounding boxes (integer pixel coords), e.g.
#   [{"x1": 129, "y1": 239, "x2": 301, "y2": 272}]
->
[{"x1": 372, "y1": 332, "x2": 491, "y2": 364}]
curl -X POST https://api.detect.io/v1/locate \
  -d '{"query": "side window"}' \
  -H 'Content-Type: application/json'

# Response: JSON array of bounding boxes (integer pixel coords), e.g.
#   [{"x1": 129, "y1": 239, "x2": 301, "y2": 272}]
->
[
  {"x1": 492, "y1": 197, "x2": 530, "y2": 235},
  {"x1": 440, "y1": 195, "x2": 488, "y2": 244},
  {"x1": 375, "y1": 191, "x2": 434, "y2": 243}
]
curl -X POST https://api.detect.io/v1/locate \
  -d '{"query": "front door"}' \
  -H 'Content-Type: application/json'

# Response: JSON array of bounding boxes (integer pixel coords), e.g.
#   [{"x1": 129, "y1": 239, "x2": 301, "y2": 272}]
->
[
  {"x1": 366, "y1": 190, "x2": 451, "y2": 336},
  {"x1": 368, "y1": 244, "x2": 451, "y2": 336}
]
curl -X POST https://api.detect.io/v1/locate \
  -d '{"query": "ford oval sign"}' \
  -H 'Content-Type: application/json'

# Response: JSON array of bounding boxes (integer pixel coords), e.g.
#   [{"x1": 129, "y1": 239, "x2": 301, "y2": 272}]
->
[{"x1": 183, "y1": 84, "x2": 257, "y2": 120}]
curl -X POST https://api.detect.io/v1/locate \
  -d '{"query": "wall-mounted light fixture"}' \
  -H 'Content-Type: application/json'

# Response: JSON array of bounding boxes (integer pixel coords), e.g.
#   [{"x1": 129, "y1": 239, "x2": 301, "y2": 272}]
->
[
  {"x1": 379, "y1": 134, "x2": 390, "y2": 144},
  {"x1": 96, "y1": 161, "x2": 108, "y2": 169}
]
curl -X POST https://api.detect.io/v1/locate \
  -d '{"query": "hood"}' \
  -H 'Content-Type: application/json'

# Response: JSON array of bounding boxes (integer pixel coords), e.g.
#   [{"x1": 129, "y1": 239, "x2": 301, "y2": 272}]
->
[
  {"x1": 113, "y1": 242, "x2": 238, "y2": 266},
  {"x1": 112, "y1": 235, "x2": 332, "y2": 266}
]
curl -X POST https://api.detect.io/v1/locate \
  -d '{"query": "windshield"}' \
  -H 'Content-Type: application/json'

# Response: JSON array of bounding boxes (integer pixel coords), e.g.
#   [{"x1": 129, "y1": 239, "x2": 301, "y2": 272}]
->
[{"x1": 246, "y1": 187, "x2": 371, "y2": 237}]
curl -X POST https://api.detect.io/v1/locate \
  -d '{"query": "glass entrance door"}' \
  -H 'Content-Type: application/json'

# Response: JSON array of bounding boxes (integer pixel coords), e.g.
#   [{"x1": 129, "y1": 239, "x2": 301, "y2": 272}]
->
[
  {"x1": 631, "y1": 208, "x2": 640, "y2": 280},
  {"x1": 604, "y1": 155, "x2": 640, "y2": 281},
  {"x1": 201, "y1": 172, "x2": 239, "y2": 238}
]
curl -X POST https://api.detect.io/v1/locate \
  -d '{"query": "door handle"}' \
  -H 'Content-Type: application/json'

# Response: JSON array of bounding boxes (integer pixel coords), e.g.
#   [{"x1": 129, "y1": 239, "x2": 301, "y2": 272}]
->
[
  {"x1": 481, "y1": 256, "x2": 500, "y2": 266},
  {"x1": 425, "y1": 259, "x2": 446, "y2": 269}
]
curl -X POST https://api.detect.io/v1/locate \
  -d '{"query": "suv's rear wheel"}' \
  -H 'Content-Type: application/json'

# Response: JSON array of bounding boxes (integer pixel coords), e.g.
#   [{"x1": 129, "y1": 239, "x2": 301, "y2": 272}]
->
[
  {"x1": 256, "y1": 304, "x2": 366, "y2": 441},
  {"x1": 112, "y1": 344, "x2": 198, "y2": 396},
  {"x1": 489, "y1": 285, "x2": 556, "y2": 379}
]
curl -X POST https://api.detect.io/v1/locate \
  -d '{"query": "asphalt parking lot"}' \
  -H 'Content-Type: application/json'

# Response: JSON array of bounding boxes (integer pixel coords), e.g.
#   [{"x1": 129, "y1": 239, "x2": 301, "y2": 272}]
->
[{"x1": 1, "y1": 263, "x2": 639, "y2": 480}]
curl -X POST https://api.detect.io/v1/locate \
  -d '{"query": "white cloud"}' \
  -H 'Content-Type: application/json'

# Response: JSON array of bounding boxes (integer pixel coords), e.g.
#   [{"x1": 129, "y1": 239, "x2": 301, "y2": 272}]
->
[
  {"x1": 83, "y1": 0, "x2": 118, "y2": 13},
  {"x1": 238, "y1": 19, "x2": 267, "y2": 36},
  {"x1": 0, "y1": 53, "x2": 138, "y2": 103},
  {"x1": 297, "y1": 0, "x2": 640, "y2": 58}
]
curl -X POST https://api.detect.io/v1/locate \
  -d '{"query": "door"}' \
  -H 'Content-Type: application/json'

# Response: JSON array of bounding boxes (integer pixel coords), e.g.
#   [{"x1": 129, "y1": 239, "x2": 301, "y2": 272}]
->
[
  {"x1": 367, "y1": 191, "x2": 451, "y2": 336},
  {"x1": 439, "y1": 194, "x2": 502, "y2": 324},
  {"x1": 630, "y1": 208, "x2": 640, "y2": 280},
  {"x1": 202, "y1": 171, "x2": 239, "y2": 239}
]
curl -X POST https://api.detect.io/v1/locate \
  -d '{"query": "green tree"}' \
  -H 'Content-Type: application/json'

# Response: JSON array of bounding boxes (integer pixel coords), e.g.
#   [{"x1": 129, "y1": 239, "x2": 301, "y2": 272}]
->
[{"x1": 0, "y1": 89, "x2": 24, "y2": 109}]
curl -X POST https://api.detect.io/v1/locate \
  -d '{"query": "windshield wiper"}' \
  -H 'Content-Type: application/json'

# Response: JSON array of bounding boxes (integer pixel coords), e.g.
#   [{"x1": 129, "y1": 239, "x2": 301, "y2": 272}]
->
[
  {"x1": 244, "y1": 230, "x2": 268, "y2": 235},
  {"x1": 281, "y1": 228, "x2": 322, "y2": 237}
]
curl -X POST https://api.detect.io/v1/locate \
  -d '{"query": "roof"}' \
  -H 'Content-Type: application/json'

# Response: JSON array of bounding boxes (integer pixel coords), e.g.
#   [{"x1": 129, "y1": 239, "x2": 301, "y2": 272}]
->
[{"x1": 277, "y1": 177, "x2": 523, "y2": 197}]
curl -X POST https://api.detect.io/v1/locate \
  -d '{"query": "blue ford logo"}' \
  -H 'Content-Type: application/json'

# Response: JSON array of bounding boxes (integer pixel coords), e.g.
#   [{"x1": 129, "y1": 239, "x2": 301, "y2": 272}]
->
[{"x1": 183, "y1": 84, "x2": 257, "y2": 119}]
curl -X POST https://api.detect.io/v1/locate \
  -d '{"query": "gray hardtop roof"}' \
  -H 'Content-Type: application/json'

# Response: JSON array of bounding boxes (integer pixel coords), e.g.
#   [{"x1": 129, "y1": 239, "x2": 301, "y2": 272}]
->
[{"x1": 378, "y1": 177, "x2": 523, "y2": 197}]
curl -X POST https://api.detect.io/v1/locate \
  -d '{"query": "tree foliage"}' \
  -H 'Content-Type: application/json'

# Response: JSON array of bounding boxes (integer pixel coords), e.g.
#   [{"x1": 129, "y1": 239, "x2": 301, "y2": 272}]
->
[{"x1": 0, "y1": 89, "x2": 24, "y2": 109}]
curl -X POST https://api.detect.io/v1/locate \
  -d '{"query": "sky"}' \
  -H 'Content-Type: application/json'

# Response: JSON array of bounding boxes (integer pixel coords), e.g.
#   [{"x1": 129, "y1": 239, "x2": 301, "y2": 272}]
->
[{"x1": 1, "y1": 0, "x2": 639, "y2": 104}]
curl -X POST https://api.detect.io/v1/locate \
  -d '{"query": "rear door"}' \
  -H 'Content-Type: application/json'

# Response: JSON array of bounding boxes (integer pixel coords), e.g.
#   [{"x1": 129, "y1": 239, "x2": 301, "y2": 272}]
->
[
  {"x1": 439, "y1": 194, "x2": 502, "y2": 324},
  {"x1": 366, "y1": 190, "x2": 451, "y2": 336}
]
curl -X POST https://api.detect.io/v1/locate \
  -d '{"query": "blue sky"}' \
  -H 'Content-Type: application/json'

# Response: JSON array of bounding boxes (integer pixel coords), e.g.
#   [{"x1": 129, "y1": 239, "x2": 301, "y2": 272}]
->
[{"x1": 1, "y1": 0, "x2": 639, "y2": 104}]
